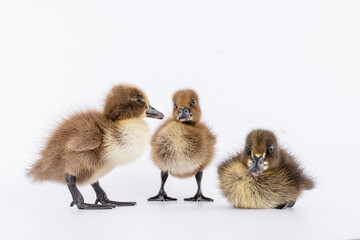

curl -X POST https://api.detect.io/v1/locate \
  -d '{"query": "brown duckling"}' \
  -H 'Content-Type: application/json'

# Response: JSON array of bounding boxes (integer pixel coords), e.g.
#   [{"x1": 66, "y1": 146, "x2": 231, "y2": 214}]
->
[
  {"x1": 148, "y1": 89, "x2": 216, "y2": 202},
  {"x1": 218, "y1": 129, "x2": 315, "y2": 209},
  {"x1": 27, "y1": 84, "x2": 164, "y2": 210}
]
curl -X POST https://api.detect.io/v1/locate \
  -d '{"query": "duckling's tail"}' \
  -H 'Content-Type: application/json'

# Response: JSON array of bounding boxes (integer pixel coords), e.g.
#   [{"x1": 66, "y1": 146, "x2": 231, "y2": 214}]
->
[
  {"x1": 26, "y1": 156, "x2": 66, "y2": 184},
  {"x1": 26, "y1": 158, "x2": 46, "y2": 182},
  {"x1": 26, "y1": 157, "x2": 61, "y2": 183},
  {"x1": 301, "y1": 175, "x2": 316, "y2": 190}
]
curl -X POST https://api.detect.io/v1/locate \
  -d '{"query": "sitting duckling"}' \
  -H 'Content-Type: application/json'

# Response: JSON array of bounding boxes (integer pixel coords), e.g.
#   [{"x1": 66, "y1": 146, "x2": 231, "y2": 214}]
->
[
  {"x1": 27, "y1": 84, "x2": 164, "y2": 210},
  {"x1": 218, "y1": 129, "x2": 315, "y2": 209},
  {"x1": 148, "y1": 89, "x2": 216, "y2": 202}
]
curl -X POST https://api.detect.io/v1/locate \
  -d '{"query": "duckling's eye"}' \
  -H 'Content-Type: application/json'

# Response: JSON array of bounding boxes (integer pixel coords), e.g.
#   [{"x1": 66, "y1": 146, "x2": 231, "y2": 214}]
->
[
  {"x1": 268, "y1": 145, "x2": 275, "y2": 154},
  {"x1": 173, "y1": 102, "x2": 177, "y2": 108},
  {"x1": 191, "y1": 98, "x2": 196, "y2": 105},
  {"x1": 246, "y1": 144, "x2": 251, "y2": 153},
  {"x1": 136, "y1": 96, "x2": 143, "y2": 103}
]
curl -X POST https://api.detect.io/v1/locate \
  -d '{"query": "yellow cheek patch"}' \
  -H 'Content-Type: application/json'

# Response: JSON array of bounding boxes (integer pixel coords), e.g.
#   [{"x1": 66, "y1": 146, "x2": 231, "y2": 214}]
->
[
  {"x1": 247, "y1": 159, "x2": 252, "y2": 167},
  {"x1": 264, "y1": 160, "x2": 269, "y2": 170},
  {"x1": 141, "y1": 103, "x2": 150, "y2": 118}
]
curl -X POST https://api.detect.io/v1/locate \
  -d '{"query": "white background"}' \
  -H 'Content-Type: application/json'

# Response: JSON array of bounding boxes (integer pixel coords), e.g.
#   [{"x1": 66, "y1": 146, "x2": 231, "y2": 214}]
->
[{"x1": 0, "y1": 0, "x2": 359, "y2": 239}]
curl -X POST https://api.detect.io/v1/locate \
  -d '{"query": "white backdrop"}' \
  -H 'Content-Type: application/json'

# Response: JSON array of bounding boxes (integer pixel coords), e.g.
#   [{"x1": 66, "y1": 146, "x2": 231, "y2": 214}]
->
[{"x1": 0, "y1": 1, "x2": 359, "y2": 239}]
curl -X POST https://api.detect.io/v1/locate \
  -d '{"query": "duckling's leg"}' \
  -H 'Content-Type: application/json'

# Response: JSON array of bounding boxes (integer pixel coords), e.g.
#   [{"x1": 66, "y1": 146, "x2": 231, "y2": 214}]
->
[
  {"x1": 65, "y1": 173, "x2": 115, "y2": 210},
  {"x1": 148, "y1": 171, "x2": 177, "y2": 201},
  {"x1": 91, "y1": 181, "x2": 136, "y2": 207},
  {"x1": 275, "y1": 201, "x2": 296, "y2": 210},
  {"x1": 184, "y1": 171, "x2": 213, "y2": 202}
]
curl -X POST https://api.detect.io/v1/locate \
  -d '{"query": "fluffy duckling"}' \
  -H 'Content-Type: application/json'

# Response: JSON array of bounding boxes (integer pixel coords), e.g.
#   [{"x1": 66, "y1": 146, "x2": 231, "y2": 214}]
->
[
  {"x1": 148, "y1": 89, "x2": 216, "y2": 202},
  {"x1": 218, "y1": 129, "x2": 315, "y2": 209},
  {"x1": 27, "y1": 84, "x2": 164, "y2": 210}
]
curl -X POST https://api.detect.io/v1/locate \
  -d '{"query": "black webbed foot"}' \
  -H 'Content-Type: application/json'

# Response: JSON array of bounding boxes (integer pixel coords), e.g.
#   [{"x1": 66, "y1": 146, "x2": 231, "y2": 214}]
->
[
  {"x1": 184, "y1": 192, "x2": 213, "y2": 202},
  {"x1": 66, "y1": 173, "x2": 115, "y2": 210},
  {"x1": 275, "y1": 201, "x2": 296, "y2": 210},
  {"x1": 148, "y1": 190, "x2": 177, "y2": 202},
  {"x1": 148, "y1": 171, "x2": 177, "y2": 202},
  {"x1": 184, "y1": 172, "x2": 214, "y2": 202},
  {"x1": 91, "y1": 181, "x2": 136, "y2": 207}
]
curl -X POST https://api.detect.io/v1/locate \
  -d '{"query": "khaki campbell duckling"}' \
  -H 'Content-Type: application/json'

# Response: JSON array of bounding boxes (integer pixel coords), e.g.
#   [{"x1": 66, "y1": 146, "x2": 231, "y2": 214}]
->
[
  {"x1": 148, "y1": 89, "x2": 216, "y2": 202},
  {"x1": 27, "y1": 84, "x2": 164, "y2": 210},
  {"x1": 218, "y1": 129, "x2": 315, "y2": 209}
]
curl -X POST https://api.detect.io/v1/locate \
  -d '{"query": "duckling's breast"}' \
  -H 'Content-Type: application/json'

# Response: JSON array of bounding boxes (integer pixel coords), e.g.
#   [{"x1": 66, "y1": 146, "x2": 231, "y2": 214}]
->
[
  {"x1": 87, "y1": 118, "x2": 150, "y2": 184},
  {"x1": 219, "y1": 160, "x2": 297, "y2": 209},
  {"x1": 152, "y1": 121, "x2": 205, "y2": 178}
]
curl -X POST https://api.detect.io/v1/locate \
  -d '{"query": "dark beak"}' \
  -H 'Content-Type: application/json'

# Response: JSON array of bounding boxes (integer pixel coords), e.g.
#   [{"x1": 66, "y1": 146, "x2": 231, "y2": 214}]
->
[
  {"x1": 248, "y1": 156, "x2": 264, "y2": 176},
  {"x1": 177, "y1": 107, "x2": 191, "y2": 122},
  {"x1": 146, "y1": 105, "x2": 164, "y2": 119}
]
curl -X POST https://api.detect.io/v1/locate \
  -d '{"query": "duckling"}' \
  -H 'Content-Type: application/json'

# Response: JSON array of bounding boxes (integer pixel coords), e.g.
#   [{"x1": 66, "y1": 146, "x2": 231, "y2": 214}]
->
[
  {"x1": 27, "y1": 84, "x2": 164, "y2": 210},
  {"x1": 218, "y1": 129, "x2": 315, "y2": 209},
  {"x1": 148, "y1": 89, "x2": 216, "y2": 202}
]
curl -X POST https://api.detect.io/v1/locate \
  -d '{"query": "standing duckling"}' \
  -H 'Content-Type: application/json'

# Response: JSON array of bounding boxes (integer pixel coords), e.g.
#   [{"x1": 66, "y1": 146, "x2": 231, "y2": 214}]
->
[
  {"x1": 218, "y1": 129, "x2": 315, "y2": 209},
  {"x1": 27, "y1": 84, "x2": 164, "y2": 210},
  {"x1": 148, "y1": 89, "x2": 216, "y2": 202}
]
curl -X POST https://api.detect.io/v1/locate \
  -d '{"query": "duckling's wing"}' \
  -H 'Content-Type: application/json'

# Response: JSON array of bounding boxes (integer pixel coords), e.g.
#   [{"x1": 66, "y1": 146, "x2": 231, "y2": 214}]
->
[{"x1": 66, "y1": 122, "x2": 102, "y2": 152}]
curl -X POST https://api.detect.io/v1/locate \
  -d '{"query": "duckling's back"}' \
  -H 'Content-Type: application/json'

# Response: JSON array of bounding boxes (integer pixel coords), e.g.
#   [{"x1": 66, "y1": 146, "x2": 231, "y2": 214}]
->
[{"x1": 27, "y1": 111, "x2": 106, "y2": 184}]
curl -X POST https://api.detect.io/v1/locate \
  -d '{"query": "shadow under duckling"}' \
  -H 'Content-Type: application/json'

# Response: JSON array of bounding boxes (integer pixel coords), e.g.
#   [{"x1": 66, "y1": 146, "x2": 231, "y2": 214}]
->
[
  {"x1": 148, "y1": 89, "x2": 216, "y2": 202},
  {"x1": 218, "y1": 129, "x2": 315, "y2": 209},
  {"x1": 27, "y1": 84, "x2": 164, "y2": 210}
]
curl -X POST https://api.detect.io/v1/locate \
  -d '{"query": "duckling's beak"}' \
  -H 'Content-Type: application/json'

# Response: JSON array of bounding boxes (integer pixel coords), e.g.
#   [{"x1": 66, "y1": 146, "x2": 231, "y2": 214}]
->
[
  {"x1": 249, "y1": 155, "x2": 264, "y2": 176},
  {"x1": 177, "y1": 108, "x2": 191, "y2": 122},
  {"x1": 146, "y1": 105, "x2": 164, "y2": 119}
]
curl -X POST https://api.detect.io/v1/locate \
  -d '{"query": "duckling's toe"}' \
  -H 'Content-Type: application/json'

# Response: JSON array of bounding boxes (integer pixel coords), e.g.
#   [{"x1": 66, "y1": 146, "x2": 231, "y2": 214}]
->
[
  {"x1": 71, "y1": 202, "x2": 116, "y2": 210},
  {"x1": 95, "y1": 199, "x2": 136, "y2": 207},
  {"x1": 108, "y1": 201, "x2": 136, "y2": 207}
]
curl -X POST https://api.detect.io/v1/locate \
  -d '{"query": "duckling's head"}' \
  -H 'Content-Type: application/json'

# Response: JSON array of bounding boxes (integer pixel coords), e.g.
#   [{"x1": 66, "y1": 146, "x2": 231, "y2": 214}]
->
[
  {"x1": 243, "y1": 129, "x2": 280, "y2": 176},
  {"x1": 172, "y1": 89, "x2": 201, "y2": 124},
  {"x1": 104, "y1": 84, "x2": 164, "y2": 121}
]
